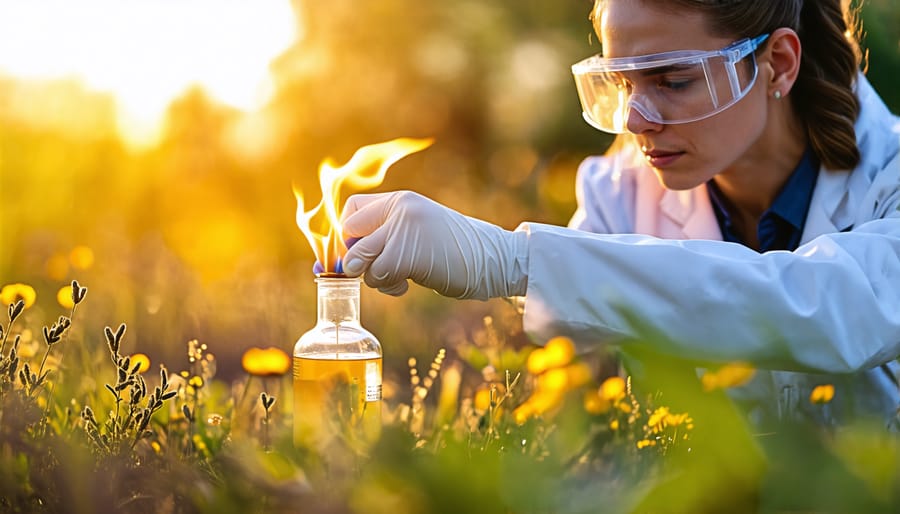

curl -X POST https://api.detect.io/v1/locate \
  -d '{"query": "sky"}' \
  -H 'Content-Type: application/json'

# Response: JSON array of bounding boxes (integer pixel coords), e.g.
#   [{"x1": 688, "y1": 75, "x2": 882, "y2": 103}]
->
[{"x1": 0, "y1": 0, "x2": 300, "y2": 147}]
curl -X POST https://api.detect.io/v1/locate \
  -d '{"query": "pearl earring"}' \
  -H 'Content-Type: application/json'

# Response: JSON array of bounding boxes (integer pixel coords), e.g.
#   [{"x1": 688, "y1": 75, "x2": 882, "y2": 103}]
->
[{"x1": 773, "y1": 90, "x2": 782, "y2": 100}]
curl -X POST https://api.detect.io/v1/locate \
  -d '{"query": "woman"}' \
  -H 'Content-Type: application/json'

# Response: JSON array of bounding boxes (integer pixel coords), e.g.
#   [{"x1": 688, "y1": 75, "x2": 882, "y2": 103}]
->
[{"x1": 339, "y1": 0, "x2": 900, "y2": 424}]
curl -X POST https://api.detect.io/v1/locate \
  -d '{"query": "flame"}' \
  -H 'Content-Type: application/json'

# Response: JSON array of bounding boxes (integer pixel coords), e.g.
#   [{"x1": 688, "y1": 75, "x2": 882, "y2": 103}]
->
[{"x1": 293, "y1": 137, "x2": 433, "y2": 272}]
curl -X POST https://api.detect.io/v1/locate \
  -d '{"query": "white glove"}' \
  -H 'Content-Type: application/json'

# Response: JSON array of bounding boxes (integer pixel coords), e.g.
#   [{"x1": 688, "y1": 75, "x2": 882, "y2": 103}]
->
[{"x1": 340, "y1": 191, "x2": 529, "y2": 300}]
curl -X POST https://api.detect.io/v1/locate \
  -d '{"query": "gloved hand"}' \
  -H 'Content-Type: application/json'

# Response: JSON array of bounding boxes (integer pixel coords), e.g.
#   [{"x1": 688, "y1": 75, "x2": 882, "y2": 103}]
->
[{"x1": 340, "y1": 191, "x2": 529, "y2": 300}]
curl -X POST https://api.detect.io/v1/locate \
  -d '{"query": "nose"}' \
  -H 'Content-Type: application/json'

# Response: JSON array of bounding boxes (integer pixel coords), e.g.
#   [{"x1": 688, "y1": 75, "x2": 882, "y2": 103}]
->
[{"x1": 625, "y1": 106, "x2": 663, "y2": 135}]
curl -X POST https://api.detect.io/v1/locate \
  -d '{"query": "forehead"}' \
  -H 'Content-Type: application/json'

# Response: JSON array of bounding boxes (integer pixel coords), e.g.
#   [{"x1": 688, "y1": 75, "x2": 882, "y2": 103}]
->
[{"x1": 599, "y1": 1, "x2": 732, "y2": 58}]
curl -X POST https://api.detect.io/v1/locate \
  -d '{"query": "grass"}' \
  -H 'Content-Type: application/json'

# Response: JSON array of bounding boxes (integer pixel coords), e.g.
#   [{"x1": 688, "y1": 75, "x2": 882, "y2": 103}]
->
[{"x1": 1, "y1": 281, "x2": 900, "y2": 513}]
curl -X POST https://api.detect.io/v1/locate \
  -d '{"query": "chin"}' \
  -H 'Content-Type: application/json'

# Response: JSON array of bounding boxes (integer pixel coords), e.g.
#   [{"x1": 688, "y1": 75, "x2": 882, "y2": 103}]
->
[{"x1": 652, "y1": 169, "x2": 705, "y2": 191}]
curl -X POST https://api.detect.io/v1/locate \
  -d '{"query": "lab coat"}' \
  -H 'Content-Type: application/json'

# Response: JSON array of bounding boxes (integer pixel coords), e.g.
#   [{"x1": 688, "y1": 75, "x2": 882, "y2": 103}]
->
[{"x1": 518, "y1": 75, "x2": 900, "y2": 424}]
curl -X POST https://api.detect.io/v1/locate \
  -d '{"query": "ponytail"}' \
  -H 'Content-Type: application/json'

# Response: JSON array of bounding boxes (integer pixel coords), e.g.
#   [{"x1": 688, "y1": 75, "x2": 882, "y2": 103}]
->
[{"x1": 792, "y1": 0, "x2": 862, "y2": 170}]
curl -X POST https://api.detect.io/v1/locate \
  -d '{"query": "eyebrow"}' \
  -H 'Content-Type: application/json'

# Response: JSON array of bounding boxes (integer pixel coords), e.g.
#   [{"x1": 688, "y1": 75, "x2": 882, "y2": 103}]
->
[{"x1": 640, "y1": 64, "x2": 696, "y2": 76}]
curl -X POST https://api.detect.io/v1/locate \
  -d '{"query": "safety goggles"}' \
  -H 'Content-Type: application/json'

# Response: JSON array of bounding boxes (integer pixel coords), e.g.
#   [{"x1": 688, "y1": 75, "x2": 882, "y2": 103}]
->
[{"x1": 572, "y1": 34, "x2": 769, "y2": 133}]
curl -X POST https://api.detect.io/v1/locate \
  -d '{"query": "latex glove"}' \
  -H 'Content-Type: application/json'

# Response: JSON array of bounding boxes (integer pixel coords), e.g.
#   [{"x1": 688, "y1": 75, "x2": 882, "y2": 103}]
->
[{"x1": 340, "y1": 191, "x2": 529, "y2": 300}]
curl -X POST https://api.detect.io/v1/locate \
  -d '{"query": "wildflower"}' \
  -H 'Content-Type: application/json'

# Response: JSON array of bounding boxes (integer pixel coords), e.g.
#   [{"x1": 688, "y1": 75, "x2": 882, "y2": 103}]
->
[
  {"x1": 647, "y1": 406, "x2": 670, "y2": 431},
  {"x1": 526, "y1": 348, "x2": 548, "y2": 375},
  {"x1": 583, "y1": 389, "x2": 611, "y2": 415},
  {"x1": 189, "y1": 376, "x2": 204, "y2": 388},
  {"x1": 69, "y1": 245, "x2": 95, "y2": 270},
  {"x1": 637, "y1": 439, "x2": 657, "y2": 449},
  {"x1": 810, "y1": 384, "x2": 835, "y2": 404},
  {"x1": 610, "y1": 419, "x2": 620, "y2": 431},
  {"x1": 474, "y1": 386, "x2": 493, "y2": 412},
  {"x1": 701, "y1": 362, "x2": 756, "y2": 391},
  {"x1": 57, "y1": 285, "x2": 75, "y2": 309},
  {"x1": 513, "y1": 402, "x2": 535, "y2": 425},
  {"x1": 241, "y1": 346, "x2": 291, "y2": 377},
  {"x1": 1, "y1": 283, "x2": 36, "y2": 309},
  {"x1": 537, "y1": 367, "x2": 569, "y2": 392},
  {"x1": 207, "y1": 413, "x2": 224, "y2": 426},
  {"x1": 600, "y1": 376, "x2": 626, "y2": 402},
  {"x1": 130, "y1": 353, "x2": 151, "y2": 374},
  {"x1": 543, "y1": 336, "x2": 575, "y2": 368},
  {"x1": 565, "y1": 362, "x2": 592, "y2": 388}
]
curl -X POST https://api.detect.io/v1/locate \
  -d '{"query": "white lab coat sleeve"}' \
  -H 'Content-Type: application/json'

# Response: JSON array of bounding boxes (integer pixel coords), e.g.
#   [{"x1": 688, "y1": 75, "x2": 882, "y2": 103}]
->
[{"x1": 517, "y1": 215, "x2": 900, "y2": 374}]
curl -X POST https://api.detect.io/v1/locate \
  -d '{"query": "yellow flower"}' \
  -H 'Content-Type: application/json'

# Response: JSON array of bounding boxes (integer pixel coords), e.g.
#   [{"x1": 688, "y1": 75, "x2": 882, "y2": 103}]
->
[
  {"x1": 130, "y1": 353, "x2": 151, "y2": 374},
  {"x1": 69, "y1": 245, "x2": 95, "y2": 270},
  {"x1": 526, "y1": 348, "x2": 548, "y2": 375},
  {"x1": 513, "y1": 403, "x2": 535, "y2": 425},
  {"x1": 526, "y1": 337, "x2": 576, "y2": 376},
  {"x1": 189, "y1": 376, "x2": 204, "y2": 388},
  {"x1": 636, "y1": 439, "x2": 657, "y2": 449},
  {"x1": 474, "y1": 386, "x2": 493, "y2": 412},
  {"x1": 647, "y1": 406, "x2": 671, "y2": 430},
  {"x1": 701, "y1": 362, "x2": 756, "y2": 391},
  {"x1": 241, "y1": 346, "x2": 291, "y2": 377},
  {"x1": 542, "y1": 336, "x2": 575, "y2": 369},
  {"x1": 599, "y1": 376, "x2": 626, "y2": 402},
  {"x1": 57, "y1": 285, "x2": 75, "y2": 310},
  {"x1": 537, "y1": 367, "x2": 569, "y2": 392},
  {"x1": 1, "y1": 283, "x2": 36, "y2": 309},
  {"x1": 564, "y1": 362, "x2": 592, "y2": 388},
  {"x1": 610, "y1": 419, "x2": 620, "y2": 431},
  {"x1": 810, "y1": 384, "x2": 835, "y2": 404},
  {"x1": 583, "y1": 390, "x2": 611, "y2": 415}
]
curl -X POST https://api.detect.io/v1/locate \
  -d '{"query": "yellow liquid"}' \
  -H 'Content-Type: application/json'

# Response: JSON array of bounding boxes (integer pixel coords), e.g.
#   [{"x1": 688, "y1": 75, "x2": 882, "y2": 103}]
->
[{"x1": 293, "y1": 354, "x2": 382, "y2": 450}]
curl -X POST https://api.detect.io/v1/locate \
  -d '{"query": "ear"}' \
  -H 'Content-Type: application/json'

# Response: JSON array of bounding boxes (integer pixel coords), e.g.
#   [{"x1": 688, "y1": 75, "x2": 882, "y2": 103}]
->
[{"x1": 760, "y1": 27, "x2": 802, "y2": 98}]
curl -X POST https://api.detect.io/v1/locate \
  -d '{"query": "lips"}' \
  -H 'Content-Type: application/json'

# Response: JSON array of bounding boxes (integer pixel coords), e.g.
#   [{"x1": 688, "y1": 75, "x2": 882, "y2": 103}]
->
[{"x1": 642, "y1": 147, "x2": 685, "y2": 168}]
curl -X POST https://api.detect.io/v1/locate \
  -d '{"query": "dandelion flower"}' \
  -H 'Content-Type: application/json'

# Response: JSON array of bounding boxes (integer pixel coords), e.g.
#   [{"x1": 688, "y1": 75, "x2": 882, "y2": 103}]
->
[
  {"x1": 57, "y1": 285, "x2": 75, "y2": 310},
  {"x1": 241, "y1": 346, "x2": 291, "y2": 377},
  {"x1": 810, "y1": 384, "x2": 835, "y2": 404},
  {"x1": 1, "y1": 283, "x2": 36, "y2": 309}
]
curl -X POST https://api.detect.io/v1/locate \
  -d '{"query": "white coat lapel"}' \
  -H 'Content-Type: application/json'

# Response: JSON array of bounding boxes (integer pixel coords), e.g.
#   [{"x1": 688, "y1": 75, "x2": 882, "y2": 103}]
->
[
  {"x1": 800, "y1": 168, "x2": 853, "y2": 244},
  {"x1": 632, "y1": 163, "x2": 722, "y2": 240}
]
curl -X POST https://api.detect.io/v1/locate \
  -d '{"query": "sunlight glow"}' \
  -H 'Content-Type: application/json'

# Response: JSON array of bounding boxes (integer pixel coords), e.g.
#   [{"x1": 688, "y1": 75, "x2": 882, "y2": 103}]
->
[{"x1": 0, "y1": 0, "x2": 300, "y2": 148}]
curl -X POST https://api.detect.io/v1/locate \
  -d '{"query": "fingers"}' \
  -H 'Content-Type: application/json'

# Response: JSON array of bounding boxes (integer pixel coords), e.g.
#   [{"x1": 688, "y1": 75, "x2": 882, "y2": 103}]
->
[
  {"x1": 341, "y1": 192, "x2": 397, "y2": 238},
  {"x1": 342, "y1": 223, "x2": 389, "y2": 277},
  {"x1": 377, "y1": 280, "x2": 409, "y2": 296}
]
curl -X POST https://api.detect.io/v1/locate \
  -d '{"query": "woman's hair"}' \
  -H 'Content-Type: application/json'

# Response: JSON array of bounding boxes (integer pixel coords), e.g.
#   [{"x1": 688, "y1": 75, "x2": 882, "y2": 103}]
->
[{"x1": 592, "y1": 0, "x2": 864, "y2": 171}]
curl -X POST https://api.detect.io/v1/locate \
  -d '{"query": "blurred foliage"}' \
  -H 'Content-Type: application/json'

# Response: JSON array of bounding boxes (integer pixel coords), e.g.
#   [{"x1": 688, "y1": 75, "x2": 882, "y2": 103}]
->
[{"x1": 1, "y1": 290, "x2": 900, "y2": 513}]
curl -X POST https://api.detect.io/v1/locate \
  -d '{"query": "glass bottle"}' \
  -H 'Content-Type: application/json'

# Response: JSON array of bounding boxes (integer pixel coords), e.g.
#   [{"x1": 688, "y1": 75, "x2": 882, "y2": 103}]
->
[{"x1": 293, "y1": 274, "x2": 383, "y2": 450}]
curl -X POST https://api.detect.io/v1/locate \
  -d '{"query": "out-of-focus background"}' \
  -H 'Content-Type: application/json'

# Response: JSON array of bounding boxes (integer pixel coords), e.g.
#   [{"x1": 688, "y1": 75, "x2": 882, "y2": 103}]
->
[{"x1": 1, "y1": 0, "x2": 898, "y2": 381}]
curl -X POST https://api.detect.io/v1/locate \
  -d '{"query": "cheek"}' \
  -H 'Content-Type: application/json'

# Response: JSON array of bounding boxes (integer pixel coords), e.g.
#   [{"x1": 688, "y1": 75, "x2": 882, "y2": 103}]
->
[{"x1": 690, "y1": 99, "x2": 766, "y2": 169}]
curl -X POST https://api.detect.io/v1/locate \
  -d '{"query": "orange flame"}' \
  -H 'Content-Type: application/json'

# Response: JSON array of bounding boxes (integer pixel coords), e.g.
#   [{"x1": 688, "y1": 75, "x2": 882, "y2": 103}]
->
[{"x1": 293, "y1": 138, "x2": 433, "y2": 272}]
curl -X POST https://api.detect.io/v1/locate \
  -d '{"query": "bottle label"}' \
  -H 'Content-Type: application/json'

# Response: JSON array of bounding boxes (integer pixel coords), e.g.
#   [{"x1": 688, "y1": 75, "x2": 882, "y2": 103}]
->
[{"x1": 365, "y1": 361, "x2": 382, "y2": 402}]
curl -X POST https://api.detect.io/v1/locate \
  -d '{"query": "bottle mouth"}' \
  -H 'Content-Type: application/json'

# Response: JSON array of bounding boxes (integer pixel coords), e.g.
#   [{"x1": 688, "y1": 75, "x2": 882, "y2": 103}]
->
[{"x1": 316, "y1": 272, "x2": 347, "y2": 279}]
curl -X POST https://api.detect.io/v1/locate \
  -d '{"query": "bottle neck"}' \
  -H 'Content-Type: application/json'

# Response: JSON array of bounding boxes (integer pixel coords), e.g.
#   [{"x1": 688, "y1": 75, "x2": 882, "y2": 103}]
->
[{"x1": 316, "y1": 277, "x2": 361, "y2": 325}]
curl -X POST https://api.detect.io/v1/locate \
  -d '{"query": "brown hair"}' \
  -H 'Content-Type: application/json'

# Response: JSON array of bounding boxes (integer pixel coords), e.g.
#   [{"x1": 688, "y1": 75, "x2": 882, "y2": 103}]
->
[{"x1": 591, "y1": 0, "x2": 864, "y2": 171}]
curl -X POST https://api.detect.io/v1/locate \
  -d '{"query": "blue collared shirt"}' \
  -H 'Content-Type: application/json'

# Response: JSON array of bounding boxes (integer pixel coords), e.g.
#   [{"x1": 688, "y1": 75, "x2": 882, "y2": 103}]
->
[{"x1": 708, "y1": 149, "x2": 820, "y2": 252}]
